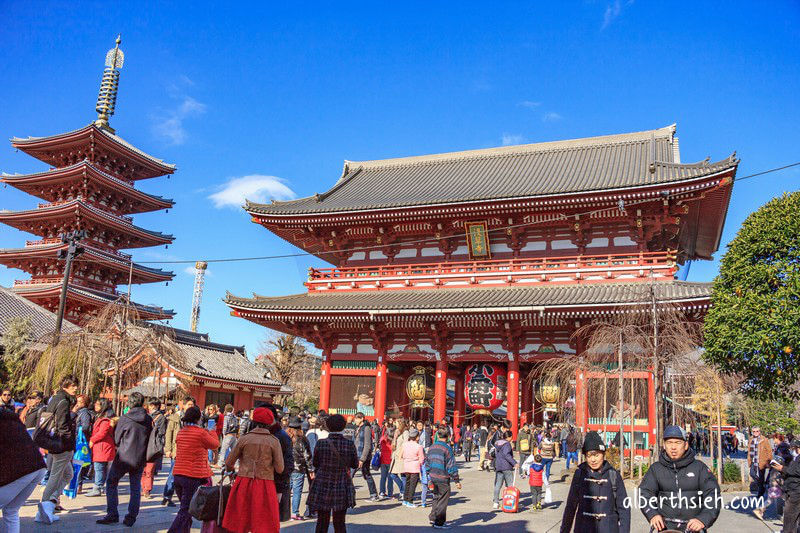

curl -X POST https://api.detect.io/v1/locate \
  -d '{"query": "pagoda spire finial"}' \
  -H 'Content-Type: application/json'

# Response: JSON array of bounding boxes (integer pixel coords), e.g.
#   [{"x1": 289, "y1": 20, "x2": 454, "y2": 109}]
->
[{"x1": 94, "y1": 35, "x2": 125, "y2": 133}]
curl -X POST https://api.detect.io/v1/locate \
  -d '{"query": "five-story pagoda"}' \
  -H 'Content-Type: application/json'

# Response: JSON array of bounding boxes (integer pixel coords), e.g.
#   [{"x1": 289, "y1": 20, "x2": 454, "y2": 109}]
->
[{"x1": 0, "y1": 37, "x2": 175, "y2": 323}]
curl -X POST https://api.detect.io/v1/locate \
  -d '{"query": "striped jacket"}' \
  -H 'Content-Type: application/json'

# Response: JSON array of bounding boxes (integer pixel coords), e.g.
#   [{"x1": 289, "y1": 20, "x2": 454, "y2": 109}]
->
[{"x1": 424, "y1": 439, "x2": 459, "y2": 483}]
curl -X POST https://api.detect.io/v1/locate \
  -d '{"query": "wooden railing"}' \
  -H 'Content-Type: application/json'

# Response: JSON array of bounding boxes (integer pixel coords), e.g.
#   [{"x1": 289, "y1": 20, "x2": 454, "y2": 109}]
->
[
  {"x1": 25, "y1": 238, "x2": 62, "y2": 247},
  {"x1": 306, "y1": 251, "x2": 677, "y2": 291}
]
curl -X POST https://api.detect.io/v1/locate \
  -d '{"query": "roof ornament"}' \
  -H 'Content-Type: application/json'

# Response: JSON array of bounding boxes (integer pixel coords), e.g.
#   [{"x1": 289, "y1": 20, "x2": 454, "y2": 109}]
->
[
  {"x1": 94, "y1": 35, "x2": 125, "y2": 134},
  {"x1": 617, "y1": 198, "x2": 626, "y2": 215}
]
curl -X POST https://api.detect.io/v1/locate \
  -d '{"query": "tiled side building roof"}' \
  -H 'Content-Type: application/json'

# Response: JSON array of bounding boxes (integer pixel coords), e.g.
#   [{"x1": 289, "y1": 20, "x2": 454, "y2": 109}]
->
[
  {"x1": 247, "y1": 125, "x2": 737, "y2": 216},
  {"x1": 0, "y1": 285, "x2": 80, "y2": 339}
]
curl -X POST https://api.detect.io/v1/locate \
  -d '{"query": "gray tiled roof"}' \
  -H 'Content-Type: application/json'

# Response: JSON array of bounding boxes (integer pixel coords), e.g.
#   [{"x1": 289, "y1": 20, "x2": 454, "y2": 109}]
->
[
  {"x1": 225, "y1": 280, "x2": 711, "y2": 313},
  {"x1": 247, "y1": 125, "x2": 737, "y2": 215},
  {"x1": 153, "y1": 326, "x2": 282, "y2": 387},
  {"x1": 0, "y1": 285, "x2": 80, "y2": 339}
]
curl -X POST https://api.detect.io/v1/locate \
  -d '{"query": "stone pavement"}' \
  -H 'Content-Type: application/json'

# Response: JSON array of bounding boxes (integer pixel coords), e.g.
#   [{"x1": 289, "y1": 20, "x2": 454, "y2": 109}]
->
[{"x1": 17, "y1": 456, "x2": 781, "y2": 532}]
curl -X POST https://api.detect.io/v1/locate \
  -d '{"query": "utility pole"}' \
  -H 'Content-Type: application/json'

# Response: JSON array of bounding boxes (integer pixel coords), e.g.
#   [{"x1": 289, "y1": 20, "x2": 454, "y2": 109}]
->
[
  {"x1": 45, "y1": 230, "x2": 86, "y2": 391},
  {"x1": 618, "y1": 331, "x2": 625, "y2": 478}
]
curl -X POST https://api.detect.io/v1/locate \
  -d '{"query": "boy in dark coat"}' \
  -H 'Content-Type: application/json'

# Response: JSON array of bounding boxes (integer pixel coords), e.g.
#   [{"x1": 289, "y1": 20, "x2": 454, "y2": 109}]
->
[
  {"x1": 639, "y1": 425, "x2": 721, "y2": 532},
  {"x1": 97, "y1": 392, "x2": 152, "y2": 528},
  {"x1": 561, "y1": 431, "x2": 630, "y2": 533}
]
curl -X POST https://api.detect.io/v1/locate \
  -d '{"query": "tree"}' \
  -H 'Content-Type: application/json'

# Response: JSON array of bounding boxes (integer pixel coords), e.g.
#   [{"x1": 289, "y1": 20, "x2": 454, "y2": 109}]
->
[
  {"x1": 704, "y1": 192, "x2": 800, "y2": 400},
  {"x1": 0, "y1": 317, "x2": 32, "y2": 391},
  {"x1": 741, "y1": 397, "x2": 800, "y2": 435},
  {"x1": 256, "y1": 334, "x2": 318, "y2": 407}
]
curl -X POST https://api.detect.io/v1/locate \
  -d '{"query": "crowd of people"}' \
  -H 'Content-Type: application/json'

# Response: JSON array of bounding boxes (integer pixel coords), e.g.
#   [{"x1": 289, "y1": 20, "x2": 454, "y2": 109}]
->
[{"x1": 3, "y1": 379, "x2": 800, "y2": 532}]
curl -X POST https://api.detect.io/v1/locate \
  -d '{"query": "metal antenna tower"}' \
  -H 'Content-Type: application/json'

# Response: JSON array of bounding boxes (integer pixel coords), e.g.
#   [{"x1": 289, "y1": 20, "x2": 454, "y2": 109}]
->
[{"x1": 190, "y1": 261, "x2": 208, "y2": 332}]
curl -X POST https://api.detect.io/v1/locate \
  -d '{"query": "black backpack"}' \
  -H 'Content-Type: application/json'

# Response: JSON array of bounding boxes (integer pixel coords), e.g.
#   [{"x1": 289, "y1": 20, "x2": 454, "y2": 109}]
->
[{"x1": 32, "y1": 399, "x2": 68, "y2": 453}]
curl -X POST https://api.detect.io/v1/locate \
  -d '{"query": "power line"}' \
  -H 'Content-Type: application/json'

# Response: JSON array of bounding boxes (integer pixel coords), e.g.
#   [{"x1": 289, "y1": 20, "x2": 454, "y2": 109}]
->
[{"x1": 60, "y1": 160, "x2": 798, "y2": 267}]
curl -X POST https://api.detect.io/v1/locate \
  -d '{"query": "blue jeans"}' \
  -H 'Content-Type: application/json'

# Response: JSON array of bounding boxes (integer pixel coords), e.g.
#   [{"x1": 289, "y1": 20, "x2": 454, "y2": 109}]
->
[
  {"x1": 162, "y1": 458, "x2": 176, "y2": 501},
  {"x1": 104, "y1": 461, "x2": 144, "y2": 521},
  {"x1": 561, "y1": 439, "x2": 567, "y2": 457},
  {"x1": 379, "y1": 464, "x2": 392, "y2": 496},
  {"x1": 566, "y1": 451, "x2": 578, "y2": 469},
  {"x1": 492, "y1": 470, "x2": 514, "y2": 504},
  {"x1": 92, "y1": 461, "x2": 110, "y2": 493},
  {"x1": 541, "y1": 457, "x2": 553, "y2": 480},
  {"x1": 420, "y1": 466, "x2": 429, "y2": 504},
  {"x1": 290, "y1": 472, "x2": 305, "y2": 515},
  {"x1": 389, "y1": 473, "x2": 405, "y2": 496}
]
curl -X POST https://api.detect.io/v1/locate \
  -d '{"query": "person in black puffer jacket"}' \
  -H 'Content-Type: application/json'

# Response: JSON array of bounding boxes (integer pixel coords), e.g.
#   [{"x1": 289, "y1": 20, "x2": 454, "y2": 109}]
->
[
  {"x1": 639, "y1": 425, "x2": 721, "y2": 532},
  {"x1": 561, "y1": 431, "x2": 629, "y2": 533},
  {"x1": 288, "y1": 416, "x2": 314, "y2": 520},
  {"x1": 773, "y1": 439, "x2": 800, "y2": 533},
  {"x1": 97, "y1": 392, "x2": 152, "y2": 528},
  {"x1": 0, "y1": 409, "x2": 47, "y2": 531}
]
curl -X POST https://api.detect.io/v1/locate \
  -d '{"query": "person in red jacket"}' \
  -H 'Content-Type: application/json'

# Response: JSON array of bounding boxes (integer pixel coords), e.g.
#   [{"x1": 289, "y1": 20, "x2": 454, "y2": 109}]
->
[
  {"x1": 167, "y1": 406, "x2": 219, "y2": 533},
  {"x1": 86, "y1": 399, "x2": 116, "y2": 497}
]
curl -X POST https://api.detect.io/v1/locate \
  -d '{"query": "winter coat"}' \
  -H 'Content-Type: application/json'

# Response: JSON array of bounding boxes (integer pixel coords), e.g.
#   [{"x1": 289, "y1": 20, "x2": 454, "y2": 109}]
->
[
  {"x1": 748, "y1": 436, "x2": 773, "y2": 470},
  {"x1": 401, "y1": 440, "x2": 425, "y2": 474},
  {"x1": 390, "y1": 430, "x2": 408, "y2": 475},
  {"x1": 539, "y1": 438, "x2": 556, "y2": 459},
  {"x1": 164, "y1": 410, "x2": 181, "y2": 457},
  {"x1": 493, "y1": 439, "x2": 517, "y2": 471},
  {"x1": 566, "y1": 431, "x2": 581, "y2": 453},
  {"x1": 476, "y1": 427, "x2": 488, "y2": 447},
  {"x1": 173, "y1": 425, "x2": 219, "y2": 479},
  {"x1": 0, "y1": 409, "x2": 45, "y2": 487},
  {"x1": 521, "y1": 455, "x2": 544, "y2": 486},
  {"x1": 379, "y1": 434, "x2": 393, "y2": 465},
  {"x1": 639, "y1": 448, "x2": 721, "y2": 530},
  {"x1": 44, "y1": 389, "x2": 77, "y2": 451},
  {"x1": 517, "y1": 429, "x2": 533, "y2": 454},
  {"x1": 272, "y1": 426, "x2": 295, "y2": 492},
  {"x1": 354, "y1": 422, "x2": 373, "y2": 463},
  {"x1": 307, "y1": 433, "x2": 359, "y2": 511},
  {"x1": 425, "y1": 440, "x2": 459, "y2": 483},
  {"x1": 112, "y1": 406, "x2": 152, "y2": 471},
  {"x1": 782, "y1": 454, "x2": 800, "y2": 496},
  {"x1": 75, "y1": 407, "x2": 93, "y2": 439},
  {"x1": 89, "y1": 416, "x2": 116, "y2": 462},
  {"x1": 225, "y1": 428, "x2": 283, "y2": 480},
  {"x1": 292, "y1": 433, "x2": 314, "y2": 475},
  {"x1": 560, "y1": 460, "x2": 630, "y2": 533},
  {"x1": 146, "y1": 410, "x2": 168, "y2": 462}
]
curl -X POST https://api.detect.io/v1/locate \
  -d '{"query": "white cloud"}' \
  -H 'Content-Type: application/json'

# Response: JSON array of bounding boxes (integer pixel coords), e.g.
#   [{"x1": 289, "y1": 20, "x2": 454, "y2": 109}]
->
[
  {"x1": 519, "y1": 101, "x2": 542, "y2": 109},
  {"x1": 209, "y1": 175, "x2": 296, "y2": 209},
  {"x1": 542, "y1": 112, "x2": 563, "y2": 123},
  {"x1": 602, "y1": 0, "x2": 634, "y2": 30},
  {"x1": 501, "y1": 133, "x2": 524, "y2": 146},
  {"x1": 152, "y1": 96, "x2": 207, "y2": 145}
]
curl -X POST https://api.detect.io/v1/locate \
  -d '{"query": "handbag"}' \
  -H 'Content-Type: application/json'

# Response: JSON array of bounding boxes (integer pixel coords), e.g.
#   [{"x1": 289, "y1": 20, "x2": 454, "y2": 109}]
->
[
  {"x1": 33, "y1": 399, "x2": 68, "y2": 454},
  {"x1": 371, "y1": 449, "x2": 381, "y2": 470},
  {"x1": 189, "y1": 472, "x2": 233, "y2": 524}
]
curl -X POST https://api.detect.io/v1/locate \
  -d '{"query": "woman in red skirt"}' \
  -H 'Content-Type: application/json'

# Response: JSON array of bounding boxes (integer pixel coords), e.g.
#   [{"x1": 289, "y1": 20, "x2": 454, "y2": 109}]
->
[{"x1": 223, "y1": 407, "x2": 285, "y2": 533}]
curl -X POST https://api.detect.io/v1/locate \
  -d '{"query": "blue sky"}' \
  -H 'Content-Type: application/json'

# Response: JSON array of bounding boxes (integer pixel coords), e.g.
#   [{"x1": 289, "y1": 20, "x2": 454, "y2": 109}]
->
[{"x1": 1, "y1": 2, "x2": 799, "y2": 357}]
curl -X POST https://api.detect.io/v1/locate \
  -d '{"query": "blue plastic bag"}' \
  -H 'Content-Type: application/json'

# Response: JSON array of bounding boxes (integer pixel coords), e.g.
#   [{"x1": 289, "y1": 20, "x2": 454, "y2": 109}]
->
[
  {"x1": 63, "y1": 428, "x2": 91, "y2": 499},
  {"x1": 371, "y1": 449, "x2": 381, "y2": 470}
]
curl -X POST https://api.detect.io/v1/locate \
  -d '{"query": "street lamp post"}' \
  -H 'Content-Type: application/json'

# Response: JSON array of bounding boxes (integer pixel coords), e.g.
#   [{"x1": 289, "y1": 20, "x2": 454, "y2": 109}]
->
[{"x1": 44, "y1": 230, "x2": 86, "y2": 391}]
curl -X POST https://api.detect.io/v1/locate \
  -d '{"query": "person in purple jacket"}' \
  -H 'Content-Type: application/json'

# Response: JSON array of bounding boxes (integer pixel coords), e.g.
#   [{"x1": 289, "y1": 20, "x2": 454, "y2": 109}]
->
[{"x1": 491, "y1": 430, "x2": 517, "y2": 510}]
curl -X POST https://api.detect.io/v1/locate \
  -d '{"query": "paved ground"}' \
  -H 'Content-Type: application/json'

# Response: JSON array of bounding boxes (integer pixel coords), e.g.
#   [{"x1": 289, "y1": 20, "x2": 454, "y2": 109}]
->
[{"x1": 18, "y1": 455, "x2": 783, "y2": 532}]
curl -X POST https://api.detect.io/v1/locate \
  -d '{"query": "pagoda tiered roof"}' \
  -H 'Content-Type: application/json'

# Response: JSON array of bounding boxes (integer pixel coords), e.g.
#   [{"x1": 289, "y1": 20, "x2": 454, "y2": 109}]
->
[
  {"x1": 1, "y1": 160, "x2": 174, "y2": 214},
  {"x1": 247, "y1": 125, "x2": 737, "y2": 217},
  {"x1": 13, "y1": 282, "x2": 174, "y2": 322},
  {"x1": 0, "y1": 199, "x2": 174, "y2": 249},
  {"x1": 0, "y1": 242, "x2": 173, "y2": 285},
  {"x1": 11, "y1": 124, "x2": 175, "y2": 180}
]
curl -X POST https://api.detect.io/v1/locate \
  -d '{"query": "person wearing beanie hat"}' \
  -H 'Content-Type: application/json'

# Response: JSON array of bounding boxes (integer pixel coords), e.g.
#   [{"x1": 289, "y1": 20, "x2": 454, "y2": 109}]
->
[
  {"x1": 222, "y1": 406, "x2": 285, "y2": 533},
  {"x1": 638, "y1": 425, "x2": 721, "y2": 532},
  {"x1": 560, "y1": 430, "x2": 629, "y2": 532}
]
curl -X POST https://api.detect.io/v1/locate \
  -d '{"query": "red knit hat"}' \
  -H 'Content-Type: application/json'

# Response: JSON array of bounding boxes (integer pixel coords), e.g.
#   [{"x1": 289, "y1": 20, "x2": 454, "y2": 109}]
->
[{"x1": 252, "y1": 407, "x2": 275, "y2": 426}]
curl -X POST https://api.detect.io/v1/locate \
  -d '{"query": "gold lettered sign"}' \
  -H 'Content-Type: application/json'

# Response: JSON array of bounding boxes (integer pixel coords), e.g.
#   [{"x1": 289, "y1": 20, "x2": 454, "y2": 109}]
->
[{"x1": 465, "y1": 221, "x2": 491, "y2": 259}]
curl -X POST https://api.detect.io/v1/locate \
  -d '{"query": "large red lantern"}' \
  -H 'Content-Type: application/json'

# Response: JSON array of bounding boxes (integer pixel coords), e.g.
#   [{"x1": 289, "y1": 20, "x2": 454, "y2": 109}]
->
[{"x1": 464, "y1": 363, "x2": 507, "y2": 415}]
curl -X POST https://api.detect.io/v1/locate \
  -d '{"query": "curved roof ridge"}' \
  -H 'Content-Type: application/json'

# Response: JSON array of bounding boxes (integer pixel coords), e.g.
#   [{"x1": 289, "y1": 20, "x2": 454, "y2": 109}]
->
[{"x1": 345, "y1": 124, "x2": 677, "y2": 171}]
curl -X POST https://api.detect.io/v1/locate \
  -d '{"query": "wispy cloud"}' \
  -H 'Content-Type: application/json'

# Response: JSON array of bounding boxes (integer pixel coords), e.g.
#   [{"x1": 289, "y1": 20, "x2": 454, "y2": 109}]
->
[
  {"x1": 152, "y1": 76, "x2": 207, "y2": 145},
  {"x1": 501, "y1": 133, "x2": 524, "y2": 146},
  {"x1": 602, "y1": 0, "x2": 634, "y2": 30},
  {"x1": 209, "y1": 175, "x2": 296, "y2": 209},
  {"x1": 542, "y1": 112, "x2": 563, "y2": 123},
  {"x1": 518, "y1": 101, "x2": 542, "y2": 109}
]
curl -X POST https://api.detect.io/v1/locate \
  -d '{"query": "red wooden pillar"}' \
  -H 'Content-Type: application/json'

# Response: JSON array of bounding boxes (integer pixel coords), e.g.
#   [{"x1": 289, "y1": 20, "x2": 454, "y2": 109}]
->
[
  {"x1": 374, "y1": 354, "x2": 388, "y2": 424},
  {"x1": 521, "y1": 367, "x2": 533, "y2": 426},
  {"x1": 507, "y1": 358, "x2": 520, "y2": 439},
  {"x1": 319, "y1": 349, "x2": 332, "y2": 412},
  {"x1": 453, "y1": 367, "x2": 464, "y2": 430},
  {"x1": 434, "y1": 360, "x2": 447, "y2": 423}
]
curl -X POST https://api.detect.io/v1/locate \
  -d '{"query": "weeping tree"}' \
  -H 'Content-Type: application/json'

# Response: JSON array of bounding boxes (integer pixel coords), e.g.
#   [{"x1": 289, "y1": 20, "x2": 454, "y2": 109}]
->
[
  {"x1": 0, "y1": 317, "x2": 32, "y2": 392},
  {"x1": 529, "y1": 292, "x2": 704, "y2": 476},
  {"x1": 256, "y1": 334, "x2": 314, "y2": 406},
  {"x1": 16, "y1": 296, "x2": 184, "y2": 410}
]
